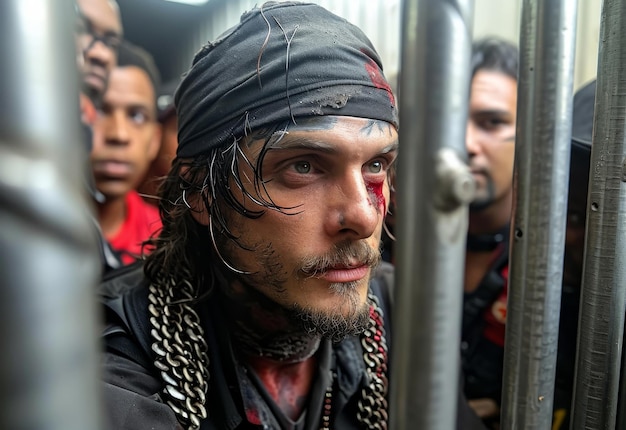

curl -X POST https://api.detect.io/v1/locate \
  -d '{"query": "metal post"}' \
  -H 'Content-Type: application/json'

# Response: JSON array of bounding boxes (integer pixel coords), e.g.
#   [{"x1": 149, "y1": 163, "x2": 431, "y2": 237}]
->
[
  {"x1": 500, "y1": 0, "x2": 578, "y2": 428},
  {"x1": 617, "y1": 330, "x2": 626, "y2": 430},
  {"x1": 390, "y1": 0, "x2": 474, "y2": 428},
  {"x1": 570, "y1": 0, "x2": 626, "y2": 428},
  {"x1": 0, "y1": 1, "x2": 102, "y2": 429}
]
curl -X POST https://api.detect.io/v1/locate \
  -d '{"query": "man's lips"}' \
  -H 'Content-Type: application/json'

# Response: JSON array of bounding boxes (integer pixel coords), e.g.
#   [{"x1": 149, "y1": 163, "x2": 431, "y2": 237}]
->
[
  {"x1": 315, "y1": 264, "x2": 369, "y2": 283},
  {"x1": 470, "y1": 170, "x2": 487, "y2": 183},
  {"x1": 470, "y1": 168, "x2": 487, "y2": 176}
]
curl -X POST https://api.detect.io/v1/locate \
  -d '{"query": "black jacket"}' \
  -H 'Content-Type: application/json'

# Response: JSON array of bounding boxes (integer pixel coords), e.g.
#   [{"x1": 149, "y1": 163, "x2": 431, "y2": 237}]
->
[{"x1": 99, "y1": 263, "x2": 486, "y2": 430}]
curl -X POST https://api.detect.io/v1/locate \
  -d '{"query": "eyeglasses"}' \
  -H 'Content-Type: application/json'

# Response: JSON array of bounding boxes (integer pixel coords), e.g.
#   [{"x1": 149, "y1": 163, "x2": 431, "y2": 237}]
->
[{"x1": 75, "y1": 8, "x2": 122, "y2": 52}]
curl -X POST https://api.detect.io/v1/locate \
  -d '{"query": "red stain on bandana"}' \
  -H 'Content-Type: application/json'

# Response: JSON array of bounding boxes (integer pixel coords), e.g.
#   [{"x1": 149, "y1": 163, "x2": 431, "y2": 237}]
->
[{"x1": 362, "y1": 52, "x2": 396, "y2": 107}]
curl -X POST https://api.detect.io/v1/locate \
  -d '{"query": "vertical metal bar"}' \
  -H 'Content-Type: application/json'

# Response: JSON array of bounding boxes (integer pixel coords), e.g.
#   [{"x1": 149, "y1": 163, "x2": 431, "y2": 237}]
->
[
  {"x1": 571, "y1": 0, "x2": 626, "y2": 427},
  {"x1": 390, "y1": 0, "x2": 474, "y2": 428},
  {"x1": 0, "y1": 1, "x2": 103, "y2": 429},
  {"x1": 617, "y1": 329, "x2": 626, "y2": 430},
  {"x1": 500, "y1": 0, "x2": 578, "y2": 428}
]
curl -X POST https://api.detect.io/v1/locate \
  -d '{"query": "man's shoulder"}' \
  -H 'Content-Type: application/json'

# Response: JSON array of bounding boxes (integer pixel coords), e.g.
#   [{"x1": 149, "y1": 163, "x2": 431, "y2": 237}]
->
[
  {"x1": 98, "y1": 261, "x2": 147, "y2": 300},
  {"x1": 99, "y1": 263, "x2": 154, "y2": 370}
]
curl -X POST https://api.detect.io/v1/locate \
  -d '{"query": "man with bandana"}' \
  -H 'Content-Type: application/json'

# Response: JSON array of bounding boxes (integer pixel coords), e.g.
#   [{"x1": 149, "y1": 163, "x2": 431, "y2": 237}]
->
[{"x1": 99, "y1": 2, "x2": 486, "y2": 429}]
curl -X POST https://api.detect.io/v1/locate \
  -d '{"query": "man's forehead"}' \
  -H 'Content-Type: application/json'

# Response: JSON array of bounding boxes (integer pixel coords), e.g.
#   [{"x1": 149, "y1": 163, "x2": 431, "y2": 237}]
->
[
  {"x1": 284, "y1": 116, "x2": 395, "y2": 133},
  {"x1": 262, "y1": 116, "x2": 398, "y2": 151},
  {"x1": 77, "y1": 0, "x2": 122, "y2": 34},
  {"x1": 108, "y1": 67, "x2": 156, "y2": 97}
]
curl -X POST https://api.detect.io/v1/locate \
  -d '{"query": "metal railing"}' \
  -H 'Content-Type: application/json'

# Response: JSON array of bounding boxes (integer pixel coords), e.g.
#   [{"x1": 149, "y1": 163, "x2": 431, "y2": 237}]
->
[
  {"x1": 0, "y1": 1, "x2": 102, "y2": 429},
  {"x1": 391, "y1": 0, "x2": 475, "y2": 428}
]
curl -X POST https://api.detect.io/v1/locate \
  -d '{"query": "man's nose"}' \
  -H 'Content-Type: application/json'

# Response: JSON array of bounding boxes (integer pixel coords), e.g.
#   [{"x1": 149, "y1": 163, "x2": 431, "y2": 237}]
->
[
  {"x1": 106, "y1": 111, "x2": 130, "y2": 145},
  {"x1": 326, "y1": 171, "x2": 381, "y2": 240},
  {"x1": 466, "y1": 121, "x2": 480, "y2": 156},
  {"x1": 84, "y1": 38, "x2": 115, "y2": 71}
]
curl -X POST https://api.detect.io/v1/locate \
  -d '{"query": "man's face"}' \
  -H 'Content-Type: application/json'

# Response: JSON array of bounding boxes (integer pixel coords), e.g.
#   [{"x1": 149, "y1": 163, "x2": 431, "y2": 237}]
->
[
  {"x1": 466, "y1": 70, "x2": 518, "y2": 211},
  {"x1": 207, "y1": 116, "x2": 398, "y2": 336},
  {"x1": 91, "y1": 66, "x2": 160, "y2": 201},
  {"x1": 76, "y1": 0, "x2": 122, "y2": 103}
]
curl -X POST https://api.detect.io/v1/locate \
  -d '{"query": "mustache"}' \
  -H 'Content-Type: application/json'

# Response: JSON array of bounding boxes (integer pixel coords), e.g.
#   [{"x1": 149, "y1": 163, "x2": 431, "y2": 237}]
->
[{"x1": 299, "y1": 241, "x2": 381, "y2": 278}]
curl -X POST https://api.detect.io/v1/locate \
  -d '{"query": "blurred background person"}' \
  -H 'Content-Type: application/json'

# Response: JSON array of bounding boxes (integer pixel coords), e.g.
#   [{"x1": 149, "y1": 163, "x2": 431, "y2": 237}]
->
[
  {"x1": 460, "y1": 37, "x2": 519, "y2": 427},
  {"x1": 75, "y1": 0, "x2": 125, "y2": 272},
  {"x1": 138, "y1": 78, "x2": 180, "y2": 205},
  {"x1": 76, "y1": 0, "x2": 123, "y2": 112},
  {"x1": 550, "y1": 79, "x2": 596, "y2": 430},
  {"x1": 91, "y1": 40, "x2": 162, "y2": 265}
]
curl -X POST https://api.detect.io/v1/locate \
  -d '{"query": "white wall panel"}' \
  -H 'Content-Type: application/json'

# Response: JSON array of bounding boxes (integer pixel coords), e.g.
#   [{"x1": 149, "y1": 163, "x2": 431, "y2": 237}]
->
[
  {"x1": 175, "y1": 0, "x2": 602, "y2": 93},
  {"x1": 473, "y1": 0, "x2": 601, "y2": 90}
]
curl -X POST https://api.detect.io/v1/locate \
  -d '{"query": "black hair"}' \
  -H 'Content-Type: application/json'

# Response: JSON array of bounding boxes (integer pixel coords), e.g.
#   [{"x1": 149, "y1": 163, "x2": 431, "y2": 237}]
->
[
  {"x1": 116, "y1": 40, "x2": 161, "y2": 94},
  {"x1": 471, "y1": 37, "x2": 519, "y2": 81},
  {"x1": 144, "y1": 121, "x2": 295, "y2": 300}
]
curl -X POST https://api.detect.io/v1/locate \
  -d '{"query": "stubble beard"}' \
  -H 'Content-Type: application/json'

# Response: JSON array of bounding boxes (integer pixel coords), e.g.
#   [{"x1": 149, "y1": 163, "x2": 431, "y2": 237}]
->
[
  {"x1": 291, "y1": 280, "x2": 372, "y2": 343},
  {"x1": 216, "y1": 215, "x2": 381, "y2": 343},
  {"x1": 469, "y1": 174, "x2": 496, "y2": 212}
]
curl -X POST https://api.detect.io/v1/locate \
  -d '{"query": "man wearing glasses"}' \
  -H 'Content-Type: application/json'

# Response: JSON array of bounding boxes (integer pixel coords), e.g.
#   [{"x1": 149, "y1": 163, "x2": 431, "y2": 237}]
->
[
  {"x1": 76, "y1": 0, "x2": 123, "y2": 108},
  {"x1": 75, "y1": 0, "x2": 125, "y2": 273}
]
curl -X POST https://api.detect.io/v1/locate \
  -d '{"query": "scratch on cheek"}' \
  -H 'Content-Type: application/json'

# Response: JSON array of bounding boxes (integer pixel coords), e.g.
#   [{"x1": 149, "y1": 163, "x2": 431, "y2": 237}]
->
[{"x1": 366, "y1": 180, "x2": 386, "y2": 215}]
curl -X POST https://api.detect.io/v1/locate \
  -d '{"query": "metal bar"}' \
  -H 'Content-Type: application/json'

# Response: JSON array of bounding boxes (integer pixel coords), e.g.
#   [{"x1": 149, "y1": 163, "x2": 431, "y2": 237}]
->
[
  {"x1": 0, "y1": 1, "x2": 103, "y2": 429},
  {"x1": 570, "y1": 0, "x2": 626, "y2": 427},
  {"x1": 500, "y1": 0, "x2": 578, "y2": 428},
  {"x1": 617, "y1": 328, "x2": 626, "y2": 430},
  {"x1": 390, "y1": 0, "x2": 474, "y2": 428}
]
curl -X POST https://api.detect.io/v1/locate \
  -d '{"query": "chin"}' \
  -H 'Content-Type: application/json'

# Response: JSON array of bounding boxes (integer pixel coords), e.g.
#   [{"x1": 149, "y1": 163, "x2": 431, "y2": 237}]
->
[{"x1": 291, "y1": 281, "x2": 371, "y2": 342}]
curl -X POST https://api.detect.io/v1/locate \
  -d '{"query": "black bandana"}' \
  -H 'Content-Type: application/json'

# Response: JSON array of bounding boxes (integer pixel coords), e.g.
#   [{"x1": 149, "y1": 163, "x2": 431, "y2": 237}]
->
[{"x1": 175, "y1": 1, "x2": 398, "y2": 158}]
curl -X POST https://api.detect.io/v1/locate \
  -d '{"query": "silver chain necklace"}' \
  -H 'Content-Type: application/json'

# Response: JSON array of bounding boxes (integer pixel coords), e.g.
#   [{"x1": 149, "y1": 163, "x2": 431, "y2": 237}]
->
[{"x1": 149, "y1": 274, "x2": 388, "y2": 430}]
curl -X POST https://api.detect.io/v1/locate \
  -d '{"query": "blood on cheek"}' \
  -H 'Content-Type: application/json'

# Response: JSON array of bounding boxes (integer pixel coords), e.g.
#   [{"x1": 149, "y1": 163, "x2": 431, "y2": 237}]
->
[{"x1": 366, "y1": 180, "x2": 386, "y2": 214}]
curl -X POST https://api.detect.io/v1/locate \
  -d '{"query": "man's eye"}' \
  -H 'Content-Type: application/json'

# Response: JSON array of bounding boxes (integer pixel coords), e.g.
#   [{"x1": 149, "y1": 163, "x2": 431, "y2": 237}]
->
[
  {"x1": 367, "y1": 160, "x2": 383, "y2": 174},
  {"x1": 294, "y1": 161, "x2": 311, "y2": 174},
  {"x1": 104, "y1": 36, "x2": 122, "y2": 51},
  {"x1": 480, "y1": 118, "x2": 507, "y2": 130},
  {"x1": 130, "y1": 111, "x2": 148, "y2": 124}
]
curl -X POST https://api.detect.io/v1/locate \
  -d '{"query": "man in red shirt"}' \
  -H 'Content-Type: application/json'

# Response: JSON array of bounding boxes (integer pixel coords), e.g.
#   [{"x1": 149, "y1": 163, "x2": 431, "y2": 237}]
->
[{"x1": 91, "y1": 41, "x2": 162, "y2": 264}]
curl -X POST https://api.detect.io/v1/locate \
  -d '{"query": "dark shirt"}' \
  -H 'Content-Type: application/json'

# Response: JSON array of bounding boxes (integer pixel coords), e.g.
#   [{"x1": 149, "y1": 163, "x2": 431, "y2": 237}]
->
[{"x1": 461, "y1": 239, "x2": 579, "y2": 430}]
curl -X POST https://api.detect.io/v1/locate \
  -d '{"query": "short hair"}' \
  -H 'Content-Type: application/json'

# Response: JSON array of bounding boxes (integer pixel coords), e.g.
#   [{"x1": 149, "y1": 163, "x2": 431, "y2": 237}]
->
[
  {"x1": 471, "y1": 37, "x2": 519, "y2": 81},
  {"x1": 116, "y1": 40, "x2": 161, "y2": 93}
]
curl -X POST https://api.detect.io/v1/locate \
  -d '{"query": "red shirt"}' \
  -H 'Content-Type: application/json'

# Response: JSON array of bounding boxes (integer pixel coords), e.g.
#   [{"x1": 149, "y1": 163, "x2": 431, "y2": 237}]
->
[{"x1": 108, "y1": 190, "x2": 162, "y2": 265}]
